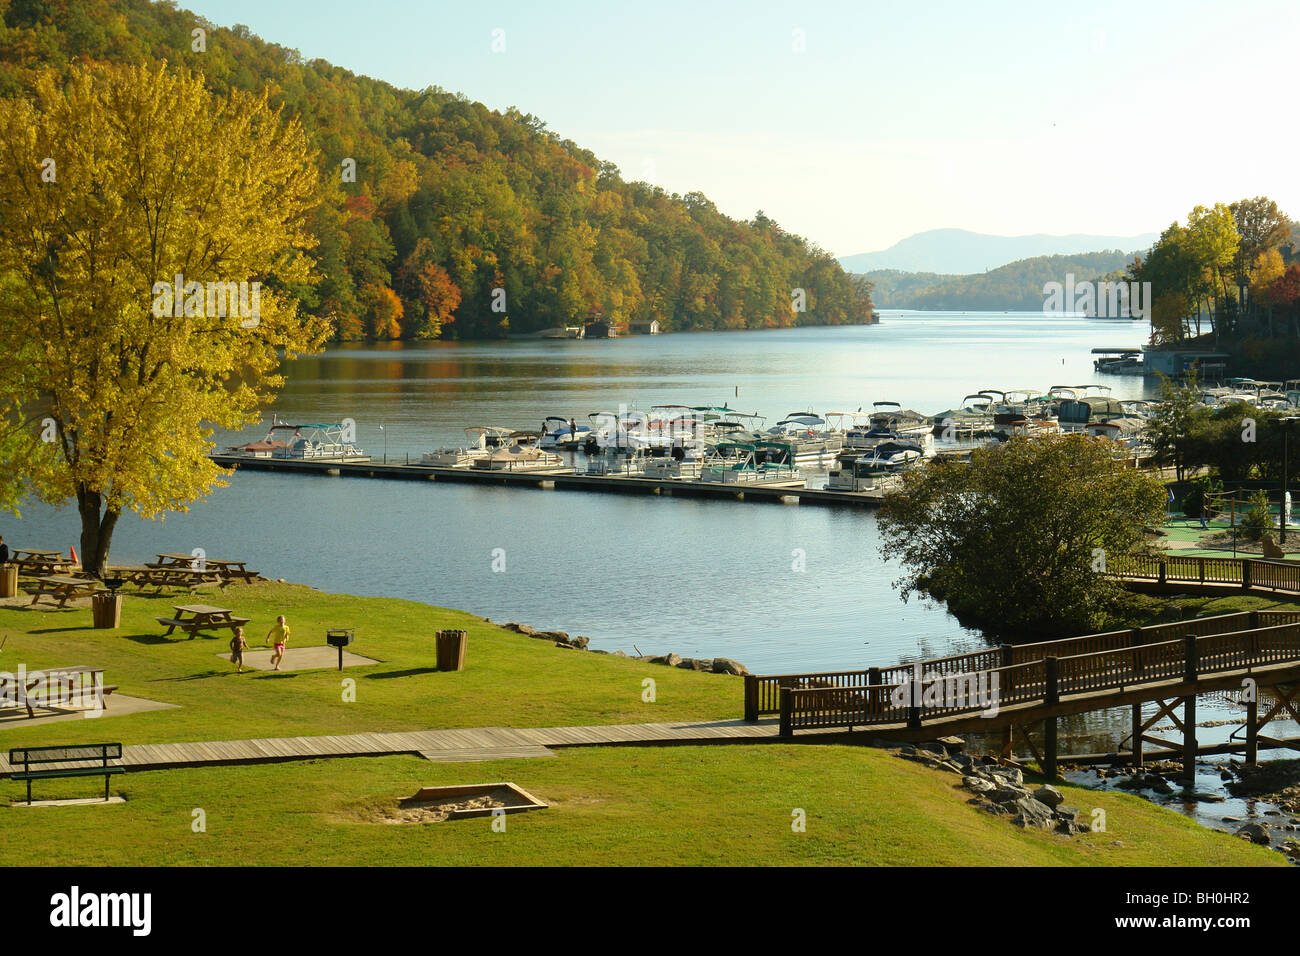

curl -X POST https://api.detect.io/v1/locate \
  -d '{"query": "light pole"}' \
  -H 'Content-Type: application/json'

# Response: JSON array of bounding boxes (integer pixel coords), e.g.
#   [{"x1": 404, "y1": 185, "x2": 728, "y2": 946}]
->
[
  {"x1": 380, "y1": 423, "x2": 386, "y2": 464},
  {"x1": 1280, "y1": 417, "x2": 1299, "y2": 545}
]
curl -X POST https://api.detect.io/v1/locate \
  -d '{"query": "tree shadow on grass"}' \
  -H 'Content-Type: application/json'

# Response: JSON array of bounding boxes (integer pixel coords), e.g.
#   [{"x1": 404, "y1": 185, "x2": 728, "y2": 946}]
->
[
  {"x1": 152, "y1": 670, "x2": 228, "y2": 682},
  {"x1": 120, "y1": 633, "x2": 182, "y2": 645},
  {"x1": 364, "y1": 667, "x2": 439, "y2": 680}
]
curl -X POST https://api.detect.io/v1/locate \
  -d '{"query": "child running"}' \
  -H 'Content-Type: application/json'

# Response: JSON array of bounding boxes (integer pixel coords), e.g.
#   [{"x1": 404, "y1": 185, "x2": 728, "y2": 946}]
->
[
  {"x1": 229, "y1": 626, "x2": 248, "y2": 673},
  {"x1": 267, "y1": 615, "x2": 290, "y2": 671}
]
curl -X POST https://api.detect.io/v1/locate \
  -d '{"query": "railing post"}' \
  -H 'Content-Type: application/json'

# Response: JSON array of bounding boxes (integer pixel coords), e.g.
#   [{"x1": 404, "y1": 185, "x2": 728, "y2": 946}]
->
[
  {"x1": 743, "y1": 675, "x2": 758, "y2": 722},
  {"x1": 1242, "y1": 560, "x2": 1252, "y2": 591},
  {"x1": 1129, "y1": 628, "x2": 1144, "y2": 680},
  {"x1": 868, "y1": 666, "x2": 881, "y2": 720},
  {"x1": 779, "y1": 687, "x2": 792, "y2": 738},
  {"x1": 1248, "y1": 610, "x2": 1259, "y2": 631},
  {"x1": 1158, "y1": 559, "x2": 1167, "y2": 585},
  {"x1": 1183, "y1": 633, "x2": 1198, "y2": 683},
  {"x1": 1000, "y1": 644, "x2": 1015, "y2": 696},
  {"x1": 1043, "y1": 657, "x2": 1059, "y2": 779}
]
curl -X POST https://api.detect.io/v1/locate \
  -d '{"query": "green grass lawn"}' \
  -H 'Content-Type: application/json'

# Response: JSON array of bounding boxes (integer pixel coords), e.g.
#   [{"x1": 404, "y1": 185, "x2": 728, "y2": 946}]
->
[
  {"x1": 1, "y1": 579, "x2": 1287, "y2": 867},
  {"x1": 0, "y1": 580, "x2": 736, "y2": 748},
  {"x1": 0, "y1": 744, "x2": 1282, "y2": 866}
]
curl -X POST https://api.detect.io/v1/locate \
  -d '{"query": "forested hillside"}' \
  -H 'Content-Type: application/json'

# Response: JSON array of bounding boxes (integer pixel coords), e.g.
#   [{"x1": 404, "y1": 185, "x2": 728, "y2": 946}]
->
[
  {"x1": 0, "y1": 0, "x2": 872, "y2": 339},
  {"x1": 865, "y1": 250, "x2": 1138, "y2": 310}
]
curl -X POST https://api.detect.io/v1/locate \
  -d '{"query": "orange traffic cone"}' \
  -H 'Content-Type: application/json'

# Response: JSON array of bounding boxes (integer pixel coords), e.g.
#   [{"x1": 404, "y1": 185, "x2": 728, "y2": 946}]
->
[{"x1": 70, "y1": 546, "x2": 78, "y2": 565}]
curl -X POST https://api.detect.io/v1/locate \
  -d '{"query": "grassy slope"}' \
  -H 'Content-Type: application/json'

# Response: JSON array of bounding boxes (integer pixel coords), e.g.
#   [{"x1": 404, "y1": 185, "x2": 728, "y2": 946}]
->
[
  {"x1": 0, "y1": 745, "x2": 1281, "y2": 866},
  {"x1": 0, "y1": 580, "x2": 735, "y2": 747},
  {"x1": 0, "y1": 579, "x2": 1285, "y2": 866}
]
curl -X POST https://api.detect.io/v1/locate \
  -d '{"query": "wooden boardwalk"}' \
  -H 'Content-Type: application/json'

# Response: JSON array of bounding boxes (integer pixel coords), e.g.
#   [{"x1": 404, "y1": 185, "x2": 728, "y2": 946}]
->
[
  {"x1": 746, "y1": 606, "x2": 1300, "y2": 777},
  {"x1": 0, "y1": 718, "x2": 792, "y2": 775}
]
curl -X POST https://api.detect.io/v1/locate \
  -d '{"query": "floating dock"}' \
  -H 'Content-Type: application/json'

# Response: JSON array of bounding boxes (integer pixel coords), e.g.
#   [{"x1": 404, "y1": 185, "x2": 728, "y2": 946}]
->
[{"x1": 208, "y1": 455, "x2": 886, "y2": 508}]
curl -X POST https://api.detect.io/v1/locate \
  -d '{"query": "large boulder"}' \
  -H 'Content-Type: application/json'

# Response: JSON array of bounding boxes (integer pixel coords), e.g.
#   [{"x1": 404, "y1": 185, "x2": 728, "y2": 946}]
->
[
  {"x1": 712, "y1": 657, "x2": 750, "y2": 676},
  {"x1": 989, "y1": 785, "x2": 1029, "y2": 805},
  {"x1": 963, "y1": 776, "x2": 996, "y2": 794},
  {"x1": 1010, "y1": 797, "x2": 1057, "y2": 830},
  {"x1": 1235, "y1": 823, "x2": 1271, "y2": 845},
  {"x1": 1033, "y1": 785, "x2": 1065, "y2": 808}
]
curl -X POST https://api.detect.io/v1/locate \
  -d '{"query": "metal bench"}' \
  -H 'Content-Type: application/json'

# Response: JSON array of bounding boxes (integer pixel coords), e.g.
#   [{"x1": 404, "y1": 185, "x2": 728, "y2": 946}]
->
[{"x1": 8, "y1": 743, "x2": 125, "y2": 804}]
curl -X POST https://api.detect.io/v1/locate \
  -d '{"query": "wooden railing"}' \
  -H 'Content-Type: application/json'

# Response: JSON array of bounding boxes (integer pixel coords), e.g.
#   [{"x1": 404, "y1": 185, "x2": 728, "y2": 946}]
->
[
  {"x1": 744, "y1": 611, "x2": 1263, "y2": 720},
  {"x1": 767, "y1": 622, "x2": 1300, "y2": 736},
  {"x1": 1110, "y1": 554, "x2": 1300, "y2": 593}
]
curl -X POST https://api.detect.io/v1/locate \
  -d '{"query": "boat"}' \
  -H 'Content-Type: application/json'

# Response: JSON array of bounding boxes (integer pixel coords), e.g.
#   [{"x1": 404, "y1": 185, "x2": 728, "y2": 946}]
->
[
  {"x1": 421, "y1": 426, "x2": 515, "y2": 467},
  {"x1": 227, "y1": 421, "x2": 369, "y2": 462},
  {"x1": 930, "y1": 394, "x2": 996, "y2": 438},
  {"x1": 1056, "y1": 396, "x2": 1127, "y2": 431},
  {"x1": 538, "y1": 416, "x2": 592, "y2": 451},
  {"x1": 471, "y1": 434, "x2": 570, "y2": 473},
  {"x1": 858, "y1": 440, "x2": 924, "y2": 471},
  {"x1": 699, "y1": 442, "x2": 805, "y2": 487},
  {"x1": 825, "y1": 456, "x2": 900, "y2": 493},
  {"x1": 764, "y1": 413, "x2": 844, "y2": 465}
]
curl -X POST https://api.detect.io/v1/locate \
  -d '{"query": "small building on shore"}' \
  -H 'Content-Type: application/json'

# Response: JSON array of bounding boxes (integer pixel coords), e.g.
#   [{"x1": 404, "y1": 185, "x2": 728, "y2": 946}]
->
[
  {"x1": 1142, "y1": 346, "x2": 1230, "y2": 378},
  {"x1": 628, "y1": 319, "x2": 661, "y2": 335},
  {"x1": 585, "y1": 319, "x2": 619, "y2": 338}
]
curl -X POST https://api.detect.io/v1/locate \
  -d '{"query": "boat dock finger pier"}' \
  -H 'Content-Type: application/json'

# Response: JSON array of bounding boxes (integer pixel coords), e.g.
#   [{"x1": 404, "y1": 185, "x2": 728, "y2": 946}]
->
[{"x1": 208, "y1": 454, "x2": 887, "y2": 507}]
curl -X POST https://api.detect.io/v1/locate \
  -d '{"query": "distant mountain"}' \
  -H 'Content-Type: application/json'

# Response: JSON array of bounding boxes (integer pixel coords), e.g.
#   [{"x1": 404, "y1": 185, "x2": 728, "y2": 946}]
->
[
  {"x1": 866, "y1": 251, "x2": 1138, "y2": 311},
  {"x1": 839, "y1": 228, "x2": 1158, "y2": 275}
]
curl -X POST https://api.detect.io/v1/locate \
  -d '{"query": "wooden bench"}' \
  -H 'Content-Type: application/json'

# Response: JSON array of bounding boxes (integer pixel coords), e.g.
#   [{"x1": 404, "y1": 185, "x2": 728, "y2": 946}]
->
[{"x1": 7, "y1": 743, "x2": 125, "y2": 804}]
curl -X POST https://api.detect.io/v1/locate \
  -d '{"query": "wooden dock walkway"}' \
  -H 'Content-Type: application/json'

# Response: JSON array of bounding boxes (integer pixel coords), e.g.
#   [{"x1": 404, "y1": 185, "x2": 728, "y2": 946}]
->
[
  {"x1": 208, "y1": 454, "x2": 886, "y2": 508},
  {"x1": 0, "y1": 718, "x2": 798, "y2": 775},
  {"x1": 746, "y1": 606, "x2": 1300, "y2": 777}
]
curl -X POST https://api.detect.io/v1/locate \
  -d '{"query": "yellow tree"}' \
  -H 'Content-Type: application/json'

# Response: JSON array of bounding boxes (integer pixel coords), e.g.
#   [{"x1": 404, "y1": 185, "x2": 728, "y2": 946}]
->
[{"x1": 0, "y1": 63, "x2": 327, "y2": 575}]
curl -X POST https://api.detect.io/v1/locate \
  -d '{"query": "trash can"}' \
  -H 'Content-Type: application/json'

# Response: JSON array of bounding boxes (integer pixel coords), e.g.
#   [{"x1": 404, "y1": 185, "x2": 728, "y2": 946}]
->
[
  {"x1": 0, "y1": 564, "x2": 16, "y2": 599},
  {"x1": 435, "y1": 629, "x2": 467, "y2": 672},
  {"x1": 91, "y1": 591, "x2": 122, "y2": 629}
]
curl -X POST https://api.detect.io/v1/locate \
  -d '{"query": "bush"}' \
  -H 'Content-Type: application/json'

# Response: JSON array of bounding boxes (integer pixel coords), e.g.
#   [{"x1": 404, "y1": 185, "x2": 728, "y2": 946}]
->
[
  {"x1": 1181, "y1": 476, "x2": 1223, "y2": 518},
  {"x1": 1241, "y1": 491, "x2": 1274, "y2": 541}
]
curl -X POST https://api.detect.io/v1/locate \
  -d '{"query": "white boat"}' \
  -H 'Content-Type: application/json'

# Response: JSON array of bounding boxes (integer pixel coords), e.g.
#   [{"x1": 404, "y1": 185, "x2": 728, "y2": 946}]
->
[
  {"x1": 764, "y1": 413, "x2": 844, "y2": 465},
  {"x1": 471, "y1": 436, "x2": 570, "y2": 473},
  {"x1": 858, "y1": 440, "x2": 923, "y2": 471},
  {"x1": 699, "y1": 441, "x2": 805, "y2": 487},
  {"x1": 826, "y1": 457, "x2": 900, "y2": 493},
  {"x1": 421, "y1": 426, "x2": 515, "y2": 467},
  {"x1": 227, "y1": 421, "x2": 369, "y2": 462},
  {"x1": 538, "y1": 416, "x2": 593, "y2": 451}
]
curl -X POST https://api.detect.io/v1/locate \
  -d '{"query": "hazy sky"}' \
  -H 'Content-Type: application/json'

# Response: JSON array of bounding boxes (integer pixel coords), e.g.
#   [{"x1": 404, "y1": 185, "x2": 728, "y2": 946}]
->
[{"x1": 187, "y1": 0, "x2": 1300, "y2": 257}]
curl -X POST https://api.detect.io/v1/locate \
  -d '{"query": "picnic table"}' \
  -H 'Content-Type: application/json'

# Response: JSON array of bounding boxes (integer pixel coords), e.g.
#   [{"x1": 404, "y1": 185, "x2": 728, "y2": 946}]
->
[
  {"x1": 26, "y1": 575, "x2": 106, "y2": 609},
  {"x1": 10, "y1": 548, "x2": 71, "y2": 577},
  {"x1": 0, "y1": 665, "x2": 116, "y2": 719},
  {"x1": 156, "y1": 604, "x2": 250, "y2": 640},
  {"x1": 150, "y1": 553, "x2": 259, "y2": 584},
  {"x1": 110, "y1": 564, "x2": 225, "y2": 594}
]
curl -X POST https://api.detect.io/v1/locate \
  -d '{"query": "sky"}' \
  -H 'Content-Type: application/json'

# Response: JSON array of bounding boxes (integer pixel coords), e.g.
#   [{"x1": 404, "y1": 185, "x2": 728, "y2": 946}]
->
[{"x1": 186, "y1": 0, "x2": 1300, "y2": 257}]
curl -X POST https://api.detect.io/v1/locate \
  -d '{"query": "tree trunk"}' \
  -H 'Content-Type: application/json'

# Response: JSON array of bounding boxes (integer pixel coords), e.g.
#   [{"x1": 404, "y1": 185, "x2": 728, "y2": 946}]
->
[{"x1": 75, "y1": 486, "x2": 119, "y2": 578}]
